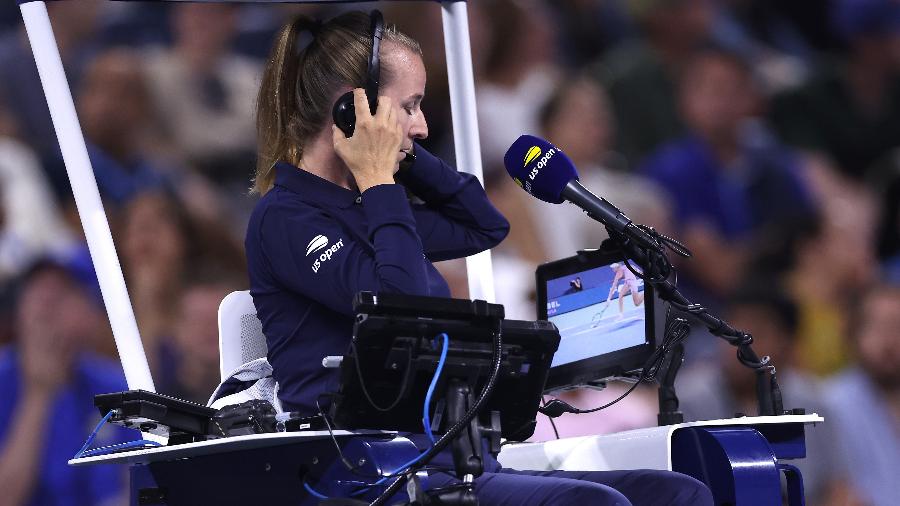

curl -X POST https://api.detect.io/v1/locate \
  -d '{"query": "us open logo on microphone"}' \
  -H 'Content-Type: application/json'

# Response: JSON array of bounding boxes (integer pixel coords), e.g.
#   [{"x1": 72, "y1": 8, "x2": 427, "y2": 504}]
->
[
  {"x1": 524, "y1": 146, "x2": 556, "y2": 183},
  {"x1": 524, "y1": 146, "x2": 542, "y2": 166},
  {"x1": 307, "y1": 235, "x2": 344, "y2": 273}
]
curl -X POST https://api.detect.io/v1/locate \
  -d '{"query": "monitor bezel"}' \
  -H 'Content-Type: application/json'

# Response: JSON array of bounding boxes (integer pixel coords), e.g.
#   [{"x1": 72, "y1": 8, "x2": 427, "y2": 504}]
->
[{"x1": 536, "y1": 248, "x2": 659, "y2": 392}]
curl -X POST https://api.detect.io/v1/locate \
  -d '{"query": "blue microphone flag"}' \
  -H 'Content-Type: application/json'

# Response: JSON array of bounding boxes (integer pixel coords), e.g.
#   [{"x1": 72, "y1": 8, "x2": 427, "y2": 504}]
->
[{"x1": 503, "y1": 134, "x2": 579, "y2": 204}]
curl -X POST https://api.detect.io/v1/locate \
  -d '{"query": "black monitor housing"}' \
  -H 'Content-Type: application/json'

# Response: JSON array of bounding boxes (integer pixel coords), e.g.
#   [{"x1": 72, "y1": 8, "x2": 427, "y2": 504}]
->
[
  {"x1": 331, "y1": 292, "x2": 559, "y2": 441},
  {"x1": 536, "y1": 246, "x2": 663, "y2": 392}
]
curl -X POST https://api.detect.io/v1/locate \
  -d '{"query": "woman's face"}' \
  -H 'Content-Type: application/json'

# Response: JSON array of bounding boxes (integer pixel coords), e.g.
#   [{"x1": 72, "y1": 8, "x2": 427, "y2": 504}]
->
[
  {"x1": 122, "y1": 193, "x2": 186, "y2": 272},
  {"x1": 380, "y1": 43, "x2": 429, "y2": 162}
]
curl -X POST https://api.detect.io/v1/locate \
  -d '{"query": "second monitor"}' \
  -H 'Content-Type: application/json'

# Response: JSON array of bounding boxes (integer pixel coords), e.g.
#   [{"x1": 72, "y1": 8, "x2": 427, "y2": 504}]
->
[{"x1": 537, "y1": 247, "x2": 662, "y2": 392}]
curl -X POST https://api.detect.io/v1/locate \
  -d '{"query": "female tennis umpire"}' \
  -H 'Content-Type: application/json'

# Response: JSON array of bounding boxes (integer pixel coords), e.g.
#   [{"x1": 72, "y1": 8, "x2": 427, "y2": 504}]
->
[{"x1": 245, "y1": 11, "x2": 712, "y2": 506}]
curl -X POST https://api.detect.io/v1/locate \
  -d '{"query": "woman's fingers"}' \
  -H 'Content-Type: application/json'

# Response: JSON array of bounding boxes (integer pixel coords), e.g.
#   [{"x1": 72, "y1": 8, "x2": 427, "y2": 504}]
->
[
  {"x1": 352, "y1": 88, "x2": 371, "y2": 122},
  {"x1": 332, "y1": 124, "x2": 347, "y2": 150},
  {"x1": 375, "y1": 95, "x2": 391, "y2": 122},
  {"x1": 385, "y1": 99, "x2": 397, "y2": 127}
]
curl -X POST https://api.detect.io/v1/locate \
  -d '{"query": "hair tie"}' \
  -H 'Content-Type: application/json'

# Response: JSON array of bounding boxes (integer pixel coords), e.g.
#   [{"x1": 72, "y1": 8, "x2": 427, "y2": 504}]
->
[
  {"x1": 304, "y1": 19, "x2": 323, "y2": 37},
  {"x1": 293, "y1": 18, "x2": 323, "y2": 56}
]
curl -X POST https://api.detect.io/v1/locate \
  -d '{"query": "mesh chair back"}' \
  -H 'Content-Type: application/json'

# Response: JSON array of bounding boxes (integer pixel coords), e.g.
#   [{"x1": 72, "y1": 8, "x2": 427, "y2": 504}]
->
[{"x1": 217, "y1": 290, "x2": 267, "y2": 381}]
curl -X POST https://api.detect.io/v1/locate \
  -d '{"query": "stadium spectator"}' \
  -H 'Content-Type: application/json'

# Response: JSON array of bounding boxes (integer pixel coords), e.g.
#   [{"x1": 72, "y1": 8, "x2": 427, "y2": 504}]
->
[
  {"x1": 119, "y1": 191, "x2": 192, "y2": 369},
  {"x1": 705, "y1": 2, "x2": 811, "y2": 94},
  {"x1": 592, "y1": 0, "x2": 713, "y2": 165},
  {"x1": 823, "y1": 282, "x2": 900, "y2": 504},
  {"x1": 76, "y1": 47, "x2": 227, "y2": 225},
  {"x1": 142, "y1": 3, "x2": 261, "y2": 188},
  {"x1": 750, "y1": 175, "x2": 877, "y2": 375},
  {"x1": 770, "y1": 0, "x2": 900, "y2": 180},
  {"x1": 0, "y1": 0, "x2": 105, "y2": 200},
  {"x1": 484, "y1": 169, "x2": 547, "y2": 320},
  {"x1": 119, "y1": 191, "x2": 245, "y2": 375},
  {"x1": 641, "y1": 48, "x2": 815, "y2": 299},
  {"x1": 875, "y1": 169, "x2": 900, "y2": 279},
  {"x1": 553, "y1": 0, "x2": 635, "y2": 68},
  {"x1": 77, "y1": 48, "x2": 172, "y2": 208},
  {"x1": 156, "y1": 276, "x2": 242, "y2": 405},
  {"x1": 0, "y1": 105, "x2": 75, "y2": 284},
  {"x1": 475, "y1": 0, "x2": 561, "y2": 174},
  {"x1": 0, "y1": 256, "x2": 131, "y2": 506}
]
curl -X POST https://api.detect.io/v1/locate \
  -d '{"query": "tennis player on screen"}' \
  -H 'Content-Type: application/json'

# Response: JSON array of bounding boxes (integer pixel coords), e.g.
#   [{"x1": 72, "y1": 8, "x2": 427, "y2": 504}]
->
[{"x1": 606, "y1": 262, "x2": 645, "y2": 320}]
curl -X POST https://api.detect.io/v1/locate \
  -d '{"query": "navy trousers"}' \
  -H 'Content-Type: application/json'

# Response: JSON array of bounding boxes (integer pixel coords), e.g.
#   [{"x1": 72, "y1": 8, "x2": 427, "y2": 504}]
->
[{"x1": 426, "y1": 468, "x2": 714, "y2": 506}]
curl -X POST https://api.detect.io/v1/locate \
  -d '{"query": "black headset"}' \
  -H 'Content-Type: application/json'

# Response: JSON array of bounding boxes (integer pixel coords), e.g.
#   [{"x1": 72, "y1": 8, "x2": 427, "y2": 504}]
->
[{"x1": 332, "y1": 10, "x2": 383, "y2": 138}]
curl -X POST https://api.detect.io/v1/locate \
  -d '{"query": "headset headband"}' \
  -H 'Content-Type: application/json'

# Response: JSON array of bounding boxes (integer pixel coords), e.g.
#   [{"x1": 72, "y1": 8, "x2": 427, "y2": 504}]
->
[{"x1": 365, "y1": 10, "x2": 383, "y2": 116}]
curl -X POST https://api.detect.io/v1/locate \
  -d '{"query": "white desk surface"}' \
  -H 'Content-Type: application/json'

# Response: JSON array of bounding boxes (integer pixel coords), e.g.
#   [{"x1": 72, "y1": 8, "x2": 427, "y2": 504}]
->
[
  {"x1": 498, "y1": 414, "x2": 824, "y2": 472},
  {"x1": 68, "y1": 430, "x2": 393, "y2": 467}
]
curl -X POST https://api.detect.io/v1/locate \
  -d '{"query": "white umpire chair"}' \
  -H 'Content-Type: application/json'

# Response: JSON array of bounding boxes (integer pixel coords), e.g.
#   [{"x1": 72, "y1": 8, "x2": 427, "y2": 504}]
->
[{"x1": 211, "y1": 290, "x2": 283, "y2": 413}]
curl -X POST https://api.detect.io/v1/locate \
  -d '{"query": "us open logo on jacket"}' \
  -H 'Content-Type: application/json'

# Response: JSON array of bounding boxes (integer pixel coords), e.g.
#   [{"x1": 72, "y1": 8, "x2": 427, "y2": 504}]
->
[
  {"x1": 306, "y1": 235, "x2": 329, "y2": 256},
  {"x1": 308, "y1": 235, "x2": 344, "y2": 273}
]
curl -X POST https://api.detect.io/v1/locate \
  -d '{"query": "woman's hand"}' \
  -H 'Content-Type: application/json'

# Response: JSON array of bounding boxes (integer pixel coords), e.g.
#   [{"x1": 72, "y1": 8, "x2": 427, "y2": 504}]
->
[
  {"x1": 333, "y1": 88, "x2": 403, "y2": 192},
  {"x1": 20, "y1": 305, "x2": 75, "y2": 397}
]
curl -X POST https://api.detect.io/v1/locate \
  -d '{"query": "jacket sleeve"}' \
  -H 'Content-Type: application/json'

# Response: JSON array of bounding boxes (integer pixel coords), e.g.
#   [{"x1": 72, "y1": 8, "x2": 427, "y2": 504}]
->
[
  {"x1": 395, "y1": 144, "x2": 510, "y2": 262},
  {"x1": 257, "y1": 184, "x2": 432, "y2": 316}
]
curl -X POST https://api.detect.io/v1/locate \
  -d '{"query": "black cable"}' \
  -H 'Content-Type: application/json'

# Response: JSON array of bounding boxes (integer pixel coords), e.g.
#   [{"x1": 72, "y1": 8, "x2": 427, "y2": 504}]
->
[
  {"x1": 424, "y1": 482, "x2": 471, "y2": 496},
  {"x1": 351, "y1": 341, "x2": 414, "y2": 412},
  {"x1": 369, "y1": 322, "x2": 504, "y2": 506},
  {"x1": 627, "y1": 252, "x2": 668, "y2": 284},
  {"x1": 642, "y1": 313, "x2": 690, "y2": 383},
  {"x1": 542, "y1": 396, "x2": 560, "y2": 439},
  {"x1": 500, "y1": 395, "x2": 562, "y2": 447},
  {"x1": 540, "y1": 379, "x2": 642, "y2": 418},
  {"x1": 313, "y1": 395, "x2": 453, "y2": 484},
  {"x1": 316, "y1": 395, "x2": 372, "y2": 476},
  {"x1": 539, "y1": 309, "x2": 690, "y2": 418},
  {"x1": 634, "y1": 224, "x2": 692, "y2": 258}
]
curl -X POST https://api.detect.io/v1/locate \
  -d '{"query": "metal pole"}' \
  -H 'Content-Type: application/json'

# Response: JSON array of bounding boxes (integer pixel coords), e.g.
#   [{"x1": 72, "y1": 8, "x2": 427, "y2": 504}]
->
[
  {"x1": 19, "y1": 1, "x2": 155, "y2": 392},
  {"x1": 440, "y1": 0, "x2": 496, "y2": 303}
]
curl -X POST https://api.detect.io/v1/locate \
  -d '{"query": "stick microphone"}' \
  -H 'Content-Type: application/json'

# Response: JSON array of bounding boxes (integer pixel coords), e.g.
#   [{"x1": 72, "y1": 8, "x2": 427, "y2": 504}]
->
[{"x1": 503, "y1": 134, "x2": 658, "y2": 249}]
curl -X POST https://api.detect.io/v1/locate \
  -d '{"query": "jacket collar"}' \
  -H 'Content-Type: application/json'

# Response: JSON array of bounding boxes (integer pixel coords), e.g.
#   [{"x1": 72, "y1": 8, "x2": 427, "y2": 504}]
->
[{"x1": 273, "y1": 161, "x2": 359, "y2": 209}]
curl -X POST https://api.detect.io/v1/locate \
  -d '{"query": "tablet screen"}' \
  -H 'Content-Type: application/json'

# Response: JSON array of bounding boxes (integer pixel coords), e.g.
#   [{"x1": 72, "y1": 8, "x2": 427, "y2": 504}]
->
[{"x1": 546, "y1": 261, "x2": 649, "y2": 367}]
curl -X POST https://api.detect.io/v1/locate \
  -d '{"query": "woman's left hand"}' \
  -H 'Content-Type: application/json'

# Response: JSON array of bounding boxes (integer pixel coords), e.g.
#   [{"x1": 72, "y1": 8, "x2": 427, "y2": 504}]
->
[{"x1": 332, "y1": 88, "x2": 403, "y2": 192}]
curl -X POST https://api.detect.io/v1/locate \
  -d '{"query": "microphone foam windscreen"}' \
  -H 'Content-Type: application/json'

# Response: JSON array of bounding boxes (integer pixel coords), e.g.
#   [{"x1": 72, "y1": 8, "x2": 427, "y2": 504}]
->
[{"x1": 503, "y1": 134, "x2": 579, "y2": 204}]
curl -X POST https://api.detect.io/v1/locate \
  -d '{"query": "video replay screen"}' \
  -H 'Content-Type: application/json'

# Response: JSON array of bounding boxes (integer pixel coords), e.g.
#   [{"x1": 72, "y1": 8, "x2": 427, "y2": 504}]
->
[{"x1": 545, "y1": 261, "x2": 648, "y2": 368}]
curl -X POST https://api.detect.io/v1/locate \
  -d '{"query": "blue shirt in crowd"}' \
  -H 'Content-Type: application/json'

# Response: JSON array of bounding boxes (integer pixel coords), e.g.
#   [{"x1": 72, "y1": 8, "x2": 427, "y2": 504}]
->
[
  {"x1": 641, "y1": 133, "x2": 814, "y2": 240},
  {"x1": 87, "y1": 144, "x2": 171, "y2": 208},
  {"x1": 245, "y1": 145, "x2": 509, "y2": 414},
  {"x1": 824, "y1": 367, "x2": 900, "y2": 505},
  {"x1": 0, "y1": 347, "x2": 133, "y2": 506}
]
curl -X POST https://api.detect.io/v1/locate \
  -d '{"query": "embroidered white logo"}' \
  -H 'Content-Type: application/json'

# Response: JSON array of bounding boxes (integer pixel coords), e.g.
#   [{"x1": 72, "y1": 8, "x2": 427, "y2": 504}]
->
[
  {"x1": 306, "y1": 235, "x2": 329, "y2": 256},
  {"x1": 311, "y1": 237, "x2": 345, "y2": 273}
]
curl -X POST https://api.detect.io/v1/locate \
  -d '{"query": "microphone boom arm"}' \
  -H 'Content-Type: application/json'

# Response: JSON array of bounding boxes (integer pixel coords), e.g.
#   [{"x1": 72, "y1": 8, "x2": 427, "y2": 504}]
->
[{"x1": 602, "y1": 221, "x2": 784, "y2": 417}]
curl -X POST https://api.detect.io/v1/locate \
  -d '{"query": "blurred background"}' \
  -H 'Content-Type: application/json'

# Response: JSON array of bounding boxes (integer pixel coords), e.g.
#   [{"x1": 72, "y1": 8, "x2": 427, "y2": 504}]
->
[{"x1": 0, "y1": 0, "x2": 898, "y2": 504}]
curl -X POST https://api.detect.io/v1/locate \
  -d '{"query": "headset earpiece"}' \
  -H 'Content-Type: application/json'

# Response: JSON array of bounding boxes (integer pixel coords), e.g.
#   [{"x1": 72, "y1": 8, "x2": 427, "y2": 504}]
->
[{"x1": 332, "y1": 91, "x2": 356, "y2": 137}]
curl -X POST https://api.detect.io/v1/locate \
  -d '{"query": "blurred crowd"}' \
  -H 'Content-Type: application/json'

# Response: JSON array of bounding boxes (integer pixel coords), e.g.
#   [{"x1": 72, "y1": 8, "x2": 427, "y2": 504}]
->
[{"x1": 0, "y1": 0, "x2": 899, "y2": 504}]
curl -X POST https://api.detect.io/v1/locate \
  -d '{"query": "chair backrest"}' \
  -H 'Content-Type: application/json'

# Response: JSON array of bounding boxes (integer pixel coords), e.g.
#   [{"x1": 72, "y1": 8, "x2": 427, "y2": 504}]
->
[{"x1": 217, "y1": 290, "x2": 268, "y2": 381}]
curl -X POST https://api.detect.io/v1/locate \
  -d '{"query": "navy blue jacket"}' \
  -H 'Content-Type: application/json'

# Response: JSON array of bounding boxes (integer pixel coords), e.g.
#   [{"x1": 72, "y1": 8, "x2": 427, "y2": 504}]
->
[{"x1": 245, "y1": 145, "x2": 509, "y2": 414}]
